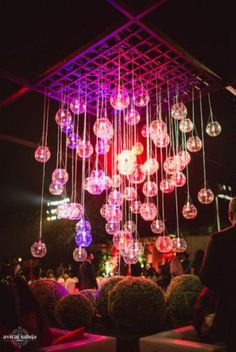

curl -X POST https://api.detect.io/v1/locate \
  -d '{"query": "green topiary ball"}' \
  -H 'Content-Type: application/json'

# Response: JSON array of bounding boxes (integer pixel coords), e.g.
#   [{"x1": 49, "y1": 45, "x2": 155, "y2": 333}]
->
[
  {"x1": 80, "y1": 289, "x2": 97, "y2": 311},
  {"x1": 55, "y1": 294, "x2": 94, "y2": 329},
  {"x1": 96, "y1": 276, "x2": 124, "y2": 320},
  {"x1": 108, "y1": 276, "x2": 167, "y2": 334},
  {"x1": 166, "y1": 274, "x2": 203, "y2": 321},
  {"x1": 30, "y1": 279, "x2": 68, "y2": 326}
]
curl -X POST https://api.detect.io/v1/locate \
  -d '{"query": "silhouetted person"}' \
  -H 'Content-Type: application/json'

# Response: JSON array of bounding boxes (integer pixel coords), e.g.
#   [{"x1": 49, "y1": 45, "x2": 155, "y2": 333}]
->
[
  {"x1": 191, "y1": 249, "x2": 205, "y2": 277},
  {"x1": 170, "y1": 255, "x2": 183, "y2": 277},
  {"x1": 201, "y1": 196, "x2": 236, "y2": 351},
  {"x1": 159, "y1": 258, "x2": 171, "y2": 289},
  {"x1": 131, "y1": 261, "x2": 142, "y2": 276},
  {"x1": 146, "y1": 263, "x2": 157, "y2": 278},
  {"x1": 78, "y1": 253, "x2": 98, "y2": 290},
  {"x1": 56, "y1": 263, "x2": 64, "y2": 278},
  {"x1": 181, "y1": 252, "x2": 191, "y2": 274}
]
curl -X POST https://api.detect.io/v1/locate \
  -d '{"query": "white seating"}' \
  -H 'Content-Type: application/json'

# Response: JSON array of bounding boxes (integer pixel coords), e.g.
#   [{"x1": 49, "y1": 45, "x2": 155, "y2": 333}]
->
[{"x1": 139, "y1": 325, "x2": 226, "y2": 352}]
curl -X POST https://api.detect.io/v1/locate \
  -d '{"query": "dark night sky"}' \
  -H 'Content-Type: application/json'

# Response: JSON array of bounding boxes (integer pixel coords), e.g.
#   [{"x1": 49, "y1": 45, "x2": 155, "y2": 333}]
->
[{"x1": 0, "y1": 0, "x2": 236, "y2": 264}]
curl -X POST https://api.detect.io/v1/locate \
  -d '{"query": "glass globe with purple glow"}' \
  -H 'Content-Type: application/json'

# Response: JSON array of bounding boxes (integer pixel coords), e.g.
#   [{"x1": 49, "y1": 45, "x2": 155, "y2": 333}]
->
[
  {"x1": 198, "y1": 188, "x2": 214, "y2": 204},
  {"x1": 151, "y1": 219, "x2": 165, "y2": 234},
  {"x1": 35, "y1": 146, "x2": 51, "y2": 163},
  {"x1": 61, "y1": 123, "x2": 74, "y2": 134},
  {"x1": 93, "y1": 118, "x2": 114, "y2": 140},
  {"x1": 95, "y1": 139, "x2": 111, "y2": 155},
  {"x1": 55, "y1": 109, "x2": 72, "y2": 126},
  {"x1": 75, "y1": 230, "x2": 92, "y2": 247},
  {"x1": 171, "y1": 102, "x2": 187, "y2": 120},
  {"x1": 76, "y1": 219, "x2": 91, "y2": 233},
  {"x1": 49, "y1": 182, "x2": 64, "y2": 196},
  {"x1": 156, "y1": 236, "x2": 173, "y2": 253},
  {"x1": 70, "y1": 96, "x2": 86, "y2": 114},
  {"x1": 140, "y1": 202, "x2": 157, "y2": 221},
  {"x1": 31, "y1": 240, "x2": 47, "y2": 258},
  {"x1": 125, "y1": 108, "x2": 140, "y2": 125},
  {"x1": 110, "y1": 86, "x2": 130, "y2": 110},
  {"x1": 73, "y1": 246, "x2": 87, "y2": 262},
  {"x1": 67, "y1": 133, "x2": 80, "y2": 149},
  {"x1": 108, "y1": 190, "x2": 123, "y2": 207},
  {"x1": 76, "y1": 140, "x2": 93, "y2": 158},
  {"x1": 52, "y1": 168, "x2": 69, "y2": 185}
]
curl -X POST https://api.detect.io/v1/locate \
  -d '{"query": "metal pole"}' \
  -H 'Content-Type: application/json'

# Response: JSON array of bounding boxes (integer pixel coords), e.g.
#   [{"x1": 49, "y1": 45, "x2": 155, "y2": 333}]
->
[{"x1": 215, "y1": 196, "x2": 221, "y2": 231}]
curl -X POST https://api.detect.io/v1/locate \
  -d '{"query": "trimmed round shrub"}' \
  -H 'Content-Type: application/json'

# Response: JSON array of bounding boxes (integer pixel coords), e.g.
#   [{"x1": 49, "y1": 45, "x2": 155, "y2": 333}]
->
[
  {"x1": 108, "y1": 276, "x2": 167, "y2": 334},
  {"x1": 166, "y1": 274, "x2": 203, "y2": 321},
  {"x1": 30, "y1": 279, "x2": 68, "y2": 325},
  {"x1": 55, "y1": 294, "x2": 94, "y2": 329},
  {"x1": 80, "y1": 289, "x2": 97, "y2": 311},
  {"x1": 96, "y1": 276, "x2": 124, "y2": 320}
]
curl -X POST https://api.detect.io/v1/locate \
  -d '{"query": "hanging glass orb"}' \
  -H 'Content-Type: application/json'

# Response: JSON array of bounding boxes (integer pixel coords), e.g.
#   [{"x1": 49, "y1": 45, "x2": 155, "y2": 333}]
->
[
  {"x1": 150, "y1": 119, "x2": 167, "y2": 139},
  {"x1": 35, "y1": 146, "x2": 51, "y2": 163},
  {"x1": 140, "y1": 202, "x2": 157, "y2": 221},
  {"x1": 132, "y1": 142, "x2": 144, "y2": 155},
  {"x1": 170, "y1": 171, "x2": 186, "y2": 187},
  {"x1": 111, "y1": 174, "x2": 122, "y2": 188},
  {"x1": 163, "y1": 156, "x2": 178, "y2": 175},
  {"x1": 123, "y1": 187, "x2": 137, "y2": 201},
  {"x1": 178, "y1": 150, "x2": 191, "y2": 166},
  {"x1": 93, "y1": 118, "x2": 114, "y2": 140},
  {"x1": 117, "y1": 149, "x2": 136, "y2": 164},
  {"x1": 73, "y1": 247, "x2": 87, "y2": 262},
  {"x1": 105, "y1": 222, "x2": 120, "y2": 235},
  {"x1": 117, "y1": 161, "x2": 136, "y2": 176},
  {"x1": 76, "y1": 140, "x2": 93, "y2": 158},
  {"x1": 117, "y1": 150, "x2": 136, "y2": 176},
  {"x1": 105, "y1": 206, "x2": 123, "y2": 224},
  {"x1": 133, "y1": 240, "x2": 144, "y2": 256},
  {"x1": 113, "y1": 230, "x2": 133, "y2": 250},
  {"x1": 55, "y1": 108, "x2": 72, "y2": 126},
  {"x1": 125, "y1": 108, "x2": 140, "y2": 125},
  {"x1": 172, "y1": 237, "x2": 187, "y2": 253},
  {"x1": 52, "y1": 168, "x2": 69, "y2": 185},
  {"x1": 143, "y1": 158, "x2": 159, "y2": 175},
  {"x1": 198, "y1": 188, "x2": 214, "y2": 204},
  {"x1": 123, "y1": 220, "x2": 136, "y2": 233},
  {"x1": 61, "y1": 123, "x2": 74, "y2": 134},
  {"x1": 127, "y1": 164, "x2": 146, "y2": 184},
  {"x1": 86, "y1": 178, "x2": 104, "y2": 195},
  {"x1": 122, "y1": 244, "x2": 139, "y2": 264},
  {"x1": 104, "y1": 176, "x2": 112, "y2": 191},
  {"x1": 67, "y1": 202, "x2": 84, "y2": 220},
  {"x1": 142, "y1": 181, "x2": 158, "y2": 197},
  {"x1": 187, "y1": 136, "x2": 202, "y2": 152},
  {"x1": 152, "y1": 133, "x2": 170, "y2": 148},
  {"x1": 130, "y1": 200, "x2": 142, "y2": 214},
  {"x1": 151, "y1": 219, "x2": 165, "y2": 234},
  {"x1": 31, "y1": 240, "x2": 47, "y2": 258},
  {"x1": 160, "y1": 178, "x2": 175, "y2": 193},
  {"x1": 182, "y1": 201, "x2": 198, "y2": 219},
  {"x1": 57, "y1": 203, "x2": 70, "y2": 219},
  {"x1": 95, "y1": 139, "x2": 111, "y2": 154},
  {"x1": 70, "y1": 97, "x2": 86, "y2": 115},
  {"x1": 110, "y1": 86, "x2": 130, "y2": 110},
  {"x1": 171, "y1": 102, "x2": 187, "y2": 120},
  {"x1": 100, "y1": 204, "x2": 111, "y2": 218},
  {"x1": 49, "y1": 182, "x2": 64, "y2": 196},
  {"x1": 174, "y1": 155, "x2": 186, "y2": 171},
  {"x1": 67, "y1": 133, "x2": 80, "y2": 150},
  {"x1": 179, "y1": 118, "x2": 194, "y2": 133},
  {"x1": 134, "y1": 87, "x2": 150, "y2": 107},
  {"x1": 141, "y1": 124, "x2": 150, "y2": 138},
  {"x1": 206, "y1": 121, "x2": 222, "y2": 137},
  {"x1": 108, "y1": 190, "x2": 123, "y2": 207},
  {"x1": 156, "y1": 236, "x2": 173, "y2": 253},
  {"x1": 76, "y1": 219, "x2": 91, "y2": 233},
  {"x1": 75, "y1": 230, "x2": 92, "y2": 247}
]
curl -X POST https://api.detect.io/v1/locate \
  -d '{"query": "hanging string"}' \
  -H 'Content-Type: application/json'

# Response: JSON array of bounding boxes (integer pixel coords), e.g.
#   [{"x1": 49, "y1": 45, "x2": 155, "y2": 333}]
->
[{"x1": 199, "y1": 90, "x2": 207, "y2": 188}]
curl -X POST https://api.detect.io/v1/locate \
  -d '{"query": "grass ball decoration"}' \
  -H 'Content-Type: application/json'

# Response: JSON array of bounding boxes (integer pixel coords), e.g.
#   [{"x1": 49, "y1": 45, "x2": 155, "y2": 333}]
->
[
  {"x1": 108, "y1": 276, "x2": 167, "y2": 334},
  {"x1": 96, "y1": 276, "x2": 124, "y2": 320},
  {"x1": 55, "y1": 294, "x2": 94, "y2": 329},
  {"x1": 80, "y1": 289, "x2": 98, "y2": 311},
  {"x1": 166, "y1": 274, "x2": 203, "y2": 321},
  {"x1": 30, "y1": 279, "x2": 68, "y2": 325}
]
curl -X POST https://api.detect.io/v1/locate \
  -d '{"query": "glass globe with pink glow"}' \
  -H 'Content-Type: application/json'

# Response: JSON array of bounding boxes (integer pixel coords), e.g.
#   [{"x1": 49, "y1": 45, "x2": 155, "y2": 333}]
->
[
  {"x1": 152, "y1": 133, "x2": 170, "y2": 148},
  {"x1": 160, "y1": 178, "x2": 175, "y2": 193},
  {"x1": 31, "y1": 240, "x2": 47, "y2": 258},
  {"x1": 93, "y1": 118, "x2": 114, "y2": 140},
  {"x1": 198, "y1": 188, "x2": 214, "y2": 204},
  {"x1": 105, "y1": 222, "x2": 120, "y2": 235},
  {"x1": 133, "y1": 240, "x2": 144, "y2": 256},
  {"x1": 70, "y1": 96, "x2": 86, "y2": 115},
  {"x1": 86, "y1": 177, "x2": 104, "y2": 195},
  {"x1": 35, "y1": 146, "x2": 51, "y2": 163},
  {"x1": 67, "y1": 133, "x2": 80, "y2": 149},
  {"x1": 150, "y1": 119, "x2": 167, "y2": 139},
  {"x1": 130, "y1": 200, "x2": 142, "y2": 214},
  {"x1": 127, "y1": 164, "x2": 146, "y2": 184},
  {"x1": 142, "y1": 181, "x2": 158, "y2": 197},
  {"x1": 163, "y1": 156, "x2": 178, "y2": 174},
  {"x1": 125, "y1": 108, "x2": 140, "y2": 125},
  {"x1": 143, "y1": 158, "x2": 159, "y2": 175},
  {"x1": 110, "y1": 86, "x2": 130, "y2": 110},
  {"x1": 95, "y1": 139, "x2": 111, "y2": 155},
  {"x1": 182, "y1": 201, "x2": 198, "y2": 219},
  {"x1": 57, "y1": 203, "x2": 70, "y2": 219},
  {"x1": 108, "y1": 190, "x2": 123, "y2": 207},
  {"x1": 76, "y1": 140, "x2": 93, "y2": 158},
  {"x1": 134, "y1": 87, "x2": 150, "y2": 107},
  {"x1": 67, "y1": 203, "x2": 84, "y2": 220},
  {"x1": 141, "y1": 124, "x2": 150, "y2": 138},
  {"x1": 132, "y1": 142, "x2": 144, "y2": 155},
  {"x1": 151, "y1": 219, "x2": 165, "y2": 234},
  {"x1": 49, "y1": 182, "x2": 64, "y2": 196},
  {"x1": 172, "y1": 237, "x2": 187, "y2": 253},
  {"x1": 124, "y1": 220, "x2": 136, "y2": 233},
  {"x1": 140, "y1": 202, "x2": 157, "y2": 221},
  {"x1": 113, "y1": 230, "x2": 133, "y2": 250},
  {"x1": 123, "y1": 186, "x2": 137, "y2": 201},
  {"x1": 104, "y1": 176, "x2": 112, "y2": 191},
  {"x1": 111, "y1": 174, "x2": 122, "y2": 188},
  {"x1": 206, "y1": 121, "x2": 222, "y2": 137},
  {"x1": 174, "y1": 154, "x2": 186, "y2": 171},
  {"x1": 170, "y1": 171, "x2": 186, "y2": 187},
  {"x1": 156, "y1": 236, "x2": 173, "y2": 253},
  {"x1": 179, "y1": 118, "x2": 194, "y2": 133},
  {"x1": 123, "y1": 244, "x2": 139, "y2": 264},
  {"x1": 105, "y1": 206, "x2": 123, "y2": 224},
  {"x1": 73, "y1": 246, "x2": 87, "y2": 262},
  {"x1": 187, "y1": 136, "x2": 202, "y2": 152},
  {"x1": 178, "y1": 150, "x2": 191, "y2": 166},
  {"x1": 171, "y1": 102, "x2": 187, "y2": 120},
  {"x1": 100, "y1": 204, "x2": 111, "y2": 218},
  {"x1": 52, "y1": 168, "x2": 69, "y2": 185},
  {"x1": 55, "y1": 109, "x2": 72, "y2": 126}
]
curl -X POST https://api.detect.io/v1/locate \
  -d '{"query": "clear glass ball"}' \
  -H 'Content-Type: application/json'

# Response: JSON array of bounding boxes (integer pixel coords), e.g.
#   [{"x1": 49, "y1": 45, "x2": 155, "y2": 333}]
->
[
  {"x1": 182, "y1": 201, "x2": 198, "y2": 219},
  {"x1": 130, "y1": 200, "x2": 142, "y2": 214},
  {"x1": 132, "y1": 142, "x2": 144, "y2": 155},
  {"x1": 123, "y1": 220, "x2": 136, "y2": 233},
  {"x1": 52, "y1": 168, "x2": 69, "y2": 185},
  {"x1": 95, "y1": 139, "x2": 111, "y2": 154},
  {"x1": 123, "y1": 187, "x2": 137, "y2": 201},
  {"x1": 49, "y1": 182, "x2": 64, "y2": 196},
  {"x1": 141, "y1": 124, "x2": 150, "y2": 138},
  {"x1": 206, "y1": 121, "x2": 222, "y2": 137},
  {"x1": 105, "y1": 206, "x2": 123, "y2": 224},
  {"x1": 179, "y1": 118, "x2": 193, "y2": 133},
  {"x1": 133, "y1": 240, "x2": 144, "y2": 256},
  {"x1": 172, "y1": 237, "x2": 187, "y2": 253},
  {"x1": 100, "y1": 204, "x2": 111, "y2": 218},
  {"x1": 113, "y1": 230, "x2": 133, "y2": 250},
  {"x1": 152, "y1": 133, "x2": 170, "y2": 148},
  {"x1": 104, "y1": 176, "x2": 112, "y2": 191},
  {"x1": 85, "y1": 177, "x2": 104, "y2": 195},
  {"x1": 67, "y1": 203, "x2": 84, "y2": 220},
  {"x1": 170, "y1": 171, "x2": 186, "y2": 187},
  {"x1": 105, "y1": 222, "x2": 120, "y2": 235},
  {"x1": 150, "y1": 119, "x2": 167, "y2": 139},
  {"x1": 127, "y1": 164, "x2": 146, "y2": 184},
  {"x1": 187, "y1": 136, "x2": 202, "y2": 152},
  {"x1": 140, "y1": 202, "x2": 157, "y2": 221},
  {"x1": 70, "y1": 97, "x2": 86, "y2": 115},
  {"x1": 67, "y1": 133, "x2": 80, "y2": 149},
  {"x1": 178, "y1": 150, "x2": 191, "y2": 166},
  {"x1": 55, "y1": 109, "x2": 72, "y2": 126},
  {"x1": 108, "y1": 190, "x2": 123, "y2": 207},
  {"x1": 111, "y1": 174, "x2": 122, "y2": 188},
  {"x1": 143, "y1": 158, "x2": 159, "y2": 176},
  {"x1": 198, "y1": 188, "x2": 214, "y2": 204},
  {"x1": 61, "y1": 123, "x2": 74, "y2": 134},
  {"x1": 171, "y1": 102, "x2": 187, "y2": 120},
  {"x1": 174, "y1": 155, "x2": 186, "y2": 171},
  {"x1": 160, "y1": 178, "x2": 175, "y2": 193},
  {"x1": 73, "y1": 247, "x2": 87, "y2": 262},
  {"x1": 93, "y1": 118, "x2": 114, "y2": 140},
  {"x1": 163, "y1": 156, "x2": 178, "y2": 175},
  {"x1": 125, "y1": 108, "x2": 140, "y2": 125},
  {"x1": 151, "y1": 219, "x2": 165, "y2": 234},
  {"x1": 75, "y1": 230, "x2": 92, "y2": 247},
  {"x1": 35, "y1": 146, "x2": 51, "y2": 163},
  {"x1": 57, "y1": 203, "x2": 70, "y2": 219},
  {"x1": 122, "y1": 244, "x2": 139, "y2": 264},
  {"x1": 142, "y1": 181, "x2": 158, "y2": 197},
  {"x1": 134, "y1": 88, "x2": 150, "y2": 107},
  {"x1": 31, "y1": 240, "x2": 47, "y2": 258},
  {"x1": 110, "y1": 87, "x2": 130, "y2": 110},
  {"x1": 156, "y1": 236, "x2": 173, "y2": 253},
  {"x1": 76, "y1": 140, "x2": 93, "y2": 158},
  {"x1": 76, "y1": 219, "x2": 91, "y2": 233}
]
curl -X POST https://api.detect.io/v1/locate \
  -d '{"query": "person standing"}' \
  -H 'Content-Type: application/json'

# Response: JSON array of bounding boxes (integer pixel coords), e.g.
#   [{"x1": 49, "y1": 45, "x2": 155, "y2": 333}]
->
[
  {"x1": 200, "y1": 196, "x2": 236, "y2": 351},
  {"x1": 78, "y1": 253, "x2": 98, "y2": 290},
  {"x1": 170, "y1": 255, "x2": 183, "y2": 277}
]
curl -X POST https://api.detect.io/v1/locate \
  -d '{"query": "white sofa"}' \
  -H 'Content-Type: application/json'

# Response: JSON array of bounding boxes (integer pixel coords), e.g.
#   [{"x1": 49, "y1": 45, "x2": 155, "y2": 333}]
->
[{"x1": 139, "y1": 325, "x2": 226, "y2": 352}]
